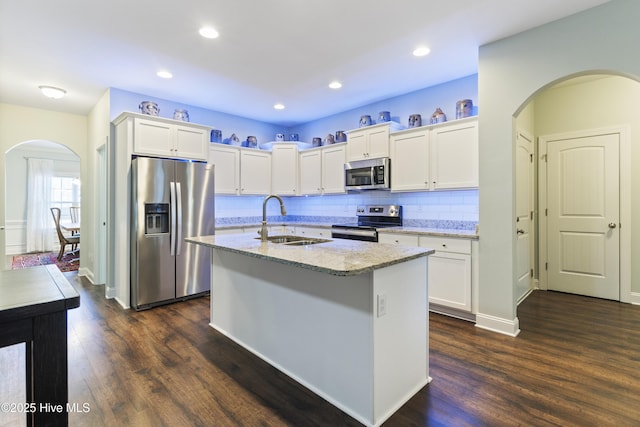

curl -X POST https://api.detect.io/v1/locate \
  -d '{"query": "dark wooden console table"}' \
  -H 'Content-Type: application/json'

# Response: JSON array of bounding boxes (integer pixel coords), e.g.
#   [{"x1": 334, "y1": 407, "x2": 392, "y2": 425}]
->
[{"x1": 0, "y1": 265, "x2": 80, "y2": 426}]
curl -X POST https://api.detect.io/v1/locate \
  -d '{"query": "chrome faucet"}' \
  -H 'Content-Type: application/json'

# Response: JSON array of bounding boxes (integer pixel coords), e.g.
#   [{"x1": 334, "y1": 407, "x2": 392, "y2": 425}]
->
[{"x1": 260, "y1": 194, "x2": 287, "y2": 241}]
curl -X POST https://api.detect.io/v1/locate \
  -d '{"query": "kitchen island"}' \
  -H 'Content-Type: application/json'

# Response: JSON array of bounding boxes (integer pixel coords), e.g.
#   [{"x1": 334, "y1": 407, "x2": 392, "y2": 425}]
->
[{"x1": 186, "y1": 233, "x2": 434, "y2": 427}]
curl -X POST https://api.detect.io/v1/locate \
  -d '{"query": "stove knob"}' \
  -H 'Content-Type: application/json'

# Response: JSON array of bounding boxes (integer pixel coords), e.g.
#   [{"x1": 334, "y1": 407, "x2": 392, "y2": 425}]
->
[{"x1": 389, "y1": 207, "x2": 396, "y2": 215}]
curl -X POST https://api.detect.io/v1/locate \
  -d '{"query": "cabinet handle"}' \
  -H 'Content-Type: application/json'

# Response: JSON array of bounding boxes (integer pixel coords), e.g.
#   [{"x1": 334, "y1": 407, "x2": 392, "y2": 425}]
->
[{"x1": 442, "y1": 244, "x2": 447, "y2": 248}]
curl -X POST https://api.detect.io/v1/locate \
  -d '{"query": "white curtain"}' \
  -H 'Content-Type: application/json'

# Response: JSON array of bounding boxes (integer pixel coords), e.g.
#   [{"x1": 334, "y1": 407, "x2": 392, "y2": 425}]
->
[{"x1": 26, "y1": 158, "x2": 54, "y2": 252}]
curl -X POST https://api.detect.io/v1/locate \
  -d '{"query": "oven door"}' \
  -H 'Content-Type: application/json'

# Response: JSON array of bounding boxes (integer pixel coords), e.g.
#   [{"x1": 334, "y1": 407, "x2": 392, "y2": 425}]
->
[{"x1": 331, "y1": 226, "x2": 378, "y2": 242}]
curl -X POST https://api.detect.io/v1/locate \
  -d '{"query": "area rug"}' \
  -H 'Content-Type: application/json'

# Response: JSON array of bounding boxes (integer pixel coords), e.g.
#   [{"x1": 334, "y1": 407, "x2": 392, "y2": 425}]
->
[{"x1": 11, "y1": 251, "x2": 79, "y2": 273}]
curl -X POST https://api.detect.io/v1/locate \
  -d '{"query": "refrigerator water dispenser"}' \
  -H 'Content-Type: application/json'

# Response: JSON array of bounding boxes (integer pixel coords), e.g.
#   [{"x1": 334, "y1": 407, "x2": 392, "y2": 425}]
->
[{"x1": 145, "y1": 203, "x2": 169, "y2": 234}]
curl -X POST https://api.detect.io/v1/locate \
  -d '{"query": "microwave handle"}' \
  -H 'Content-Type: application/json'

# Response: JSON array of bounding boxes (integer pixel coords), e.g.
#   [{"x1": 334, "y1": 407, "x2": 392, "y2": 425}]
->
[{"x1": 370, "y1": 166, "x2": 376, "y2": 185}]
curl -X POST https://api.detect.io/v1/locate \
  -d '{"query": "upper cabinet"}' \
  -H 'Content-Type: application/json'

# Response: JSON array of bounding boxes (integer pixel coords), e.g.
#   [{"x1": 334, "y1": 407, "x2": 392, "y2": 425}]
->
[
  {"x1": 208, "y1": 145, "x2": 240, "y2": 194},
  {"x1": 390, "y1": 128, "x2": 430, "y2": 191},
  {"x1": 345, "y1": 122, "x2": 402, "y2": 161},
  {"x1": 298, "y1": 143, "x2": 346, "y2": 195},
  {"x1": 271, "y1": 143, "x2": 298, "y2": 196},
  {"x1": 208, "y1": 145, "x2": 271, "y2": 195},
  {"x1": 299, "y1": 149, "x2": 322, "y2": 195},
  {"x1": 239, "y1": 149, "x2": 271, "y2": 195},
  {"x1": 116, "y1": 113, "x2": 210, "y2": 161},
  {"x1": 430, "y1": 118, "x2": 478, "y2": 190},
  {"x1": 321, "y1": 143, "x2": 347, "y2": 194},
  {"x1": 390, "y1": 117, "x2": 478, "y2": 192}
]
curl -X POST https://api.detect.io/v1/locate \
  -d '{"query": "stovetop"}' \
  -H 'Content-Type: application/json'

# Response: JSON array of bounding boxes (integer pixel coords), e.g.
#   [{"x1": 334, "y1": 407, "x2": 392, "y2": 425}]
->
[{"x1": 332, "y1": 205, "x2": 403, "y2": 230}]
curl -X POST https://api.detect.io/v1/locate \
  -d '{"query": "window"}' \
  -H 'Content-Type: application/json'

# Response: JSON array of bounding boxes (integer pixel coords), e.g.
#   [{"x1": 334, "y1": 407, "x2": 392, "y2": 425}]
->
[{"x1": 51, "y1": 176, "x2": 80, "y2": 223}]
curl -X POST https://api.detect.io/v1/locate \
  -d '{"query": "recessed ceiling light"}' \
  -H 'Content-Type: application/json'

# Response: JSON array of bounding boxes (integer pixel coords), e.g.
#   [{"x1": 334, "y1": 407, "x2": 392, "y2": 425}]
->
[
  {"x1": 273, "y1": 103, "x2": 285, "y2": 110},
  {"x1": 157, "y1": 70, "x2": 173, "y2": 79},
  {"x1": 199, "y1": 27, "x2": 219, "y2": 39},
  {"x1": 413, "y1": 46, "x2": 431, "y2": 57},
  {"x1": 39, "y1": 85, "x2": 66, "y2": 99},
  {"x1": 329, "y1": 81, "x2": 342, "y2": 89}
]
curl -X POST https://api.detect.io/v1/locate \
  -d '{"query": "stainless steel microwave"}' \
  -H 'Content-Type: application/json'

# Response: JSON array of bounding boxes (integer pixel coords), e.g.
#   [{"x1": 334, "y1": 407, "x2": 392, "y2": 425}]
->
[{"x1": 344, "y1": 158, "x2": 390, "y2": 191}]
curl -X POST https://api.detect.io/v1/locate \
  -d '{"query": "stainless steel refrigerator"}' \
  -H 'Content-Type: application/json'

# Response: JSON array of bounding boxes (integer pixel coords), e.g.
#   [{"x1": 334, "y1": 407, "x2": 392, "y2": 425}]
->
[{"x1": 130, "y1": 156, "x2": 214, "y2": 310}]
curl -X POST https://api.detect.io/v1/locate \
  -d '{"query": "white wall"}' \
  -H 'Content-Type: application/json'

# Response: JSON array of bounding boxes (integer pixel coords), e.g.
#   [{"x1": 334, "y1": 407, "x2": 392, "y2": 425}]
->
[
  {"x1": 477, "y1": 0, "x2": 640, "y2": 334},
  {"x1": 0, "y1": 103, "x2": 88, "y2": 269}
]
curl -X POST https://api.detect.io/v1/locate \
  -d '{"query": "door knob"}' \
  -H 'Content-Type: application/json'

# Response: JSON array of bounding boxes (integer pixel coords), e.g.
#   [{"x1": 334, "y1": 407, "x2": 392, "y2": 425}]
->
[{"x1": 608, "y1": 223, "x2": 617, "y2": 229}]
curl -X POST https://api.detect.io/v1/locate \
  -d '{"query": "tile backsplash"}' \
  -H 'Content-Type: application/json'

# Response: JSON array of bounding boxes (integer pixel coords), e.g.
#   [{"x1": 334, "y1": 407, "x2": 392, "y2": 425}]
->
[{"x1": 215, "y1": 190, "x2": 478, "y2": 229}]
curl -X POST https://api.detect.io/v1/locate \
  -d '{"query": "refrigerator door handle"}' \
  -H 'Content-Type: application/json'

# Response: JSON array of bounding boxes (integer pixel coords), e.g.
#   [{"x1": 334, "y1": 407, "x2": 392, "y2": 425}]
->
[
  {"x1": 176, "y1": 182, "x2": 183, "y2": 256},
  {"x1": 170, "y1": 181, "x2": 176, "y2": 256}
]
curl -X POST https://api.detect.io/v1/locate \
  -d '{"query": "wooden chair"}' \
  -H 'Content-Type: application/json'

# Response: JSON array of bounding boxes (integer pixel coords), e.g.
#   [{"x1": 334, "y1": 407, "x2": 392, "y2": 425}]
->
[{"x1": 50, "y1": 207, "x2": 80, "y2": 261}]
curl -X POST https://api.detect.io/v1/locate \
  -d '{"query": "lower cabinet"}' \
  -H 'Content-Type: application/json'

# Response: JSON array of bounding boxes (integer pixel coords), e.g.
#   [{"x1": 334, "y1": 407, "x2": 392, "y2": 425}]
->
[
  {"x1": 378, "y1": 232, "x2": 477, "y2": 318},
  {"x1": 291, "y1": 226, "x2": 331, "y2": 239},
  {"x1": 420, "y1": 236, "x2": 472, "y2": 312}
]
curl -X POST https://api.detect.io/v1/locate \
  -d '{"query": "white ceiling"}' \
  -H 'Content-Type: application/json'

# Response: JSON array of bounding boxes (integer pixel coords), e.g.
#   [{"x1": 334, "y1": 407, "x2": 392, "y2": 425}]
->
[{"x1": 0, "y1": 0, "x2": 610, "y2": 126}]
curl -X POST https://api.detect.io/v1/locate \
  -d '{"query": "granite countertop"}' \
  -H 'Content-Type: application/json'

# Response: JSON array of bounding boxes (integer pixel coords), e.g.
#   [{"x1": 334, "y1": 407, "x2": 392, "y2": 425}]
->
[{"x1": 186, "y1": 233, "x2": 434, "y2": 276}]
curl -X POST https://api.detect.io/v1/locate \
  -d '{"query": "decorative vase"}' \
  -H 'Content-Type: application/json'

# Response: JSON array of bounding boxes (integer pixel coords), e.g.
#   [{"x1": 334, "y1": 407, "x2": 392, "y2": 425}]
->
[
  {"x1": 139, "y1": 101, "x2": 159, "y2": 116},
  {"x1": 408, "y1": 114, "x2": 422, "y2": 128},
  {"x1": 173, "y1": 109, "x2": 189, "y2": 122}
]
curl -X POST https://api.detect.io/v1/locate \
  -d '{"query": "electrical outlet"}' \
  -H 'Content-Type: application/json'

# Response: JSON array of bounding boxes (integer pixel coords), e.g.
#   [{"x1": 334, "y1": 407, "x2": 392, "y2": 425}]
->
[{"x1": 377, "y1": 294, "x2": 387, "y2": 317}]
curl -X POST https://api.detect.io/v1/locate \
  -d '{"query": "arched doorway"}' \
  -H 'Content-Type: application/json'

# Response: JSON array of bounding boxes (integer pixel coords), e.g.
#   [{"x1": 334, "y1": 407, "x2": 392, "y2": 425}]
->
[
  {"x1": 515, "y1": 72, "x2": 636, "y2": 305},
  {"x1": 4, "y1": 140, "x2": 81, "y2": 267}
]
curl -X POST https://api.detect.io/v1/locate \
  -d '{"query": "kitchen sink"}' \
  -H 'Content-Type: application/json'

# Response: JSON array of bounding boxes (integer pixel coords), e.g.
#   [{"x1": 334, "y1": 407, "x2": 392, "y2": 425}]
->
[{"x1": 256, "y1": 235, "x2": 332, "y2": 246}]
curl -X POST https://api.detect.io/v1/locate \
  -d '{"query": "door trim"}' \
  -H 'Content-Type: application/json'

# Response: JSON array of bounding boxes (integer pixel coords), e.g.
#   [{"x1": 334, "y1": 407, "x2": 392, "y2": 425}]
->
[{"x1": 538, "y1": 126, "x2": 631, "y2": 302}]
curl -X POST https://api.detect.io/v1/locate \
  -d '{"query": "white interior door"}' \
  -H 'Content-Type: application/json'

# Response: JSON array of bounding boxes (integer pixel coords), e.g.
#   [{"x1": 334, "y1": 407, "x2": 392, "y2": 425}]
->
[
  {"x1": 515, "y1": 130, "x2": 534, "y2": 302},
  {"x1": 546, "y1": 133, "x2": 620, "y2": 300}
]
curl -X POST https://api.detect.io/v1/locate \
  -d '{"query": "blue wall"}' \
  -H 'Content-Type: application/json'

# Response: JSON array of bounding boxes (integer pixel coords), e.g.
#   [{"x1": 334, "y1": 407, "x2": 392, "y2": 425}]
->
[{"x1": 290, "y1": 74, "x2": 478, "y2": 142}]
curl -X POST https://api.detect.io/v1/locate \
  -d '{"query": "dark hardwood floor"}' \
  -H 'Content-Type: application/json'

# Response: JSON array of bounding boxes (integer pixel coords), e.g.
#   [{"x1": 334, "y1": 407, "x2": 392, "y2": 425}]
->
[{"x1": 2, "y1": 273, "x2": 640, "y2": 426}]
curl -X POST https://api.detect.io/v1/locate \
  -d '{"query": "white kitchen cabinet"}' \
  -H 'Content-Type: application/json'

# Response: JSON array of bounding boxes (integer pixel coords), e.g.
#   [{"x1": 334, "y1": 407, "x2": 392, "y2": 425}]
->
[
  {"x1": 132, "y1": 115, "x2": 209, "y2": 161},
  {"x1": 377, "y1": 230, "x2": 477, "y2": 318},
  {"x1": 430, "y1": 118, "x2": 478, "y2": 189},
  {"x1": 321, "y1": 143, "x2": 346, "y2": 194},
  {"x1": 346, "y1": 122, "x2": 401, "y2": 161},
  {"x1": 378, "y1": 232, "x2": 420, "y2": 246},
  {"x1": 389, "y1": 117, "x2": 478, "y2": 192},
  {"x1": 299, "y1": 148, "x2": 322, "y2": 195},
  {"x1": 390, "y1": 128, "x2": 430, "y2": 191},
  {"x1": 240, "y1": 149, "x2": 271, "y2": 195},
  {"x1": 209, "y1": 145, "x2": 240, "y2": 194},
  {"x1": 299, "y1": 144, "x2": 346, "y2": 195},
  {"x1": 419, "y1": 236, "x2": 472, "y2": 312},
  {"x1": 294, "y1": 226, "x2": 331, "y2": 239},
  {"x1": 271, "y1": 143, "x2": 298, "y2": 195}
]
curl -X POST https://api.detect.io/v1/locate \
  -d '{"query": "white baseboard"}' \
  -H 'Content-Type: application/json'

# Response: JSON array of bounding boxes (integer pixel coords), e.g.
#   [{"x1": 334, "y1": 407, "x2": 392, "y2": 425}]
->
[
  {"x1": 631, "y1": 292, "x2": 640, "y2": 305},
  {"x1": 475, "y1": 313, "x2": 520, "y2": 337}
]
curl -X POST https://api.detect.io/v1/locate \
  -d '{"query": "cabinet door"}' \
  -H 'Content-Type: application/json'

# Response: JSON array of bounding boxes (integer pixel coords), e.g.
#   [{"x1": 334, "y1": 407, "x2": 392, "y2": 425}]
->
[
  {"x1": 322, "y1": 144, "x2": 346, "y2": 194},
  {"x1": 346, "y1": 131, "x2": 368, "y2": 161},
  {"x1": 378, "y1": 233, "x2": 419, "y2": 246},
  {"x1": 175, "y1": 125, "x2": 208, "y2": 160},
  {"x1": 299, "y1": 149, "x2": 322, "y2": 195},
  {"x1": 133, "y1": 118, "x2": 174, "y2": 157},
  {"x1": 390, "y1": 130, "x2": 430, "y2": 191},
  {"x1": 367, "y1": 126, "x2": 390, "y2": 159},
  {"x1": 431, "y1": 119, "x2": 478, "y2": 189},
  {"x1": 209, "y1": 146, "x2": 240, "y2": 194},
  {"x1": 295, "y1": 226, "x2": 331, "y2": 238},
  {"x1": 240, "y1": 150, "x2": 271, "y2": 194},
  {"x1": 271, "y1": 144, "x2": 298, "y2": 195},
  {"x1": 426, "y1": 252, "x2": 472, "y2": 312}
]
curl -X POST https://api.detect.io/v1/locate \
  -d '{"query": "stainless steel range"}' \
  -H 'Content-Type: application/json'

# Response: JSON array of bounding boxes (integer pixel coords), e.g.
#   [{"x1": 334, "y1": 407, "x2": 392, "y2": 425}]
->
[{"x1": 331, "y1": 205, "x2": 402, "y2": 242}]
